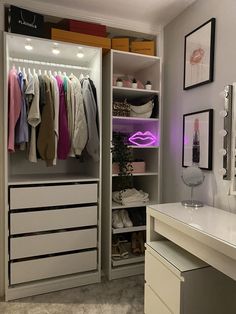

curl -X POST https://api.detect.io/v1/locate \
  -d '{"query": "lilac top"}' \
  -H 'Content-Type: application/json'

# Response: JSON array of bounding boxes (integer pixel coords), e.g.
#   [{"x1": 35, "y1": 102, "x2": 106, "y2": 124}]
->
[{"x1": 56, "y1": 76, "x2": 70, "y2": 159}]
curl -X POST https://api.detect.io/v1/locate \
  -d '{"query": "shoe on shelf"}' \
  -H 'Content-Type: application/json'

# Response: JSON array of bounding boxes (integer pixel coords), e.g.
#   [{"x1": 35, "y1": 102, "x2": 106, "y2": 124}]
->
[
  {"x1": 138, "y1": 231, "x2": 145, "y2": 254},
  {"x1": 120, "y1": 209, "x2": 133, "y2": 228},
  {"x1": 112, "y1": 241, "x2": 121, "y2": 260},
  {"x1": 112, "y1": 210, "x2": 124, "y2": 228},
  {"x1": 128, "y1": 209, "x2": 144, "y2": 226},
  {"x1": 118, "y1": 241, "x2": 129, "y2": 258},
  {"x1": 131, "y1": 232, "x2": 141, "y2": 255}
]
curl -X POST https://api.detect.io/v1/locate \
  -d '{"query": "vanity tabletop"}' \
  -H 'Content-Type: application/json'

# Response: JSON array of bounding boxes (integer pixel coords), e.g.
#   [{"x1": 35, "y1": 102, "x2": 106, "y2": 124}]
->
[{"x1": 148, "y1": 202, "x2": 236, "y2": 250}]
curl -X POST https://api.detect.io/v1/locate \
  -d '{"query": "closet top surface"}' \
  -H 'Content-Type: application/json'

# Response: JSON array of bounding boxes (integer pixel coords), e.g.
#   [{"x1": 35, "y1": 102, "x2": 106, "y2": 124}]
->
[
  {"x1": 148, "y1": 203, "x2": 236, "y2": 249},
  {"x1": 6, "y1": 33, "x2": 100, "y2": 67}
]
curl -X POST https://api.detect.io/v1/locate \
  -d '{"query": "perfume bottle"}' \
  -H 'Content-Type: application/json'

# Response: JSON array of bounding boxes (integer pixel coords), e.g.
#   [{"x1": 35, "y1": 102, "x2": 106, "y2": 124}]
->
[{"x1": 192, "y1": 118, "x2": 200, "y2": 164}]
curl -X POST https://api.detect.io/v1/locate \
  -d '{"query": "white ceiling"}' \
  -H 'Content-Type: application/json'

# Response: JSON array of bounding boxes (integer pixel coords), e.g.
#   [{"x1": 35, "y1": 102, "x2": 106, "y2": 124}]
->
[{"x1": 31, "y1": 0, "x2": 196, "y2": 29}]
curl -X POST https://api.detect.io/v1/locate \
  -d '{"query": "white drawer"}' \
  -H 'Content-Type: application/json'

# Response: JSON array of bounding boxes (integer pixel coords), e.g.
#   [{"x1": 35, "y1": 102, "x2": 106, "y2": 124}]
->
[
  {"x1": 145, "y1": 250, "x2": 181, "y2": 313},
  {"x1": 10, "y1": 228, "x2": 97, "y2": 259},
  {"x1": 10, "y1": 250, "x2": 97, "y2": 285},
  {"x1": 145, "y1": 284, "x2": 171, "y2": 314},
  {"x1": 10, "y1": 206, "x2": 97, "y2": 234},
  {"x1": 10, "y1": 183, "x2": 97, "y2": 209}
]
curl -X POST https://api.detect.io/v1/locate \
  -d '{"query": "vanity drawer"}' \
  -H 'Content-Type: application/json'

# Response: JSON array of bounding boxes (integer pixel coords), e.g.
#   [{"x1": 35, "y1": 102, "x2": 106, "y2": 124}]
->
[
  {"x1": 10, "y1": 228, "x2": 97, "y2": 259},
  {"x1": 10, "y1": 206, "x2": 97, "y2": 234},
  {"x1": 145, "y1": 284, "x2": 171, "y2": 314},
  {"x1": 145, "y1": 250, "x2": 181, "y2": 313},
  {"x1": 10, "y1": 183, "x2": 97, "y2": 209},
  {"x1": 10, "y1": 250, "x2": 97, "y2": 285}
]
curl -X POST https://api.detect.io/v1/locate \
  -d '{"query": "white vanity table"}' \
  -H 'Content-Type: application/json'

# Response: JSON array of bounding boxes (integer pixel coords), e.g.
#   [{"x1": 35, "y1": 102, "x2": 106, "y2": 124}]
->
[{"x1": 145, "y1": 203, "x2": 236, "y2": 314}]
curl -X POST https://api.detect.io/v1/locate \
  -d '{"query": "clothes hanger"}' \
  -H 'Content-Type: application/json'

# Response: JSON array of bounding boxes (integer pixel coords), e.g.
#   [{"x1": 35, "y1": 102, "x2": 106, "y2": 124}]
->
[
  {"x1": 79, "y1": 73, "x2": 84, "y2": 80},
  {"x1": 48, "y1": 70, "x2": 52, "y2": 76},
  {"x1": 18, "y1": 66, "x2": 21, "y2": 73},
  {"x1": 44, "y1": 69, "x2": 47, "y2": 75},
  {"x1": 33, "y1": 68, "x2": 37, "y2": 75},
  {"x1": 22, "y1": 67, "x2": 26, "y2": 76},
  {"x1": 28, "y1": 68, "x2": 32, "y2": 75},
  {"x1": 38, "y1": 69, "x2": 42, "y2": 75},
  {"x1": 63, "y1": 71, "x2": 67, "y2": 76},
  {"x1": 54, "y1": 71, "x2": 58, "y2": 76}
]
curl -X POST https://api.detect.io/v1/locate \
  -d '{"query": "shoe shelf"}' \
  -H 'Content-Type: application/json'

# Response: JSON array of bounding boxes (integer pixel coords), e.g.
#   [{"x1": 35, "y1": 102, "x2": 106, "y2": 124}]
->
[
  {"x1": 112, "y1": 225, "x2": 146, "y2": 234},
  {"x1": 112, "y1": 254, "x2": 145, "y2": 267}
]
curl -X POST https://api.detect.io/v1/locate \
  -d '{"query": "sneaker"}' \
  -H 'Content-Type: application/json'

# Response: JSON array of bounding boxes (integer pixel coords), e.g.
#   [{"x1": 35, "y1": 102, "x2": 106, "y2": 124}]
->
[
  {"x1": 120, "y1": 209, "x2": 133, "y2": 228},
  {"x1": 112, "y1": 210, "x2": 124, "y2": 228}
]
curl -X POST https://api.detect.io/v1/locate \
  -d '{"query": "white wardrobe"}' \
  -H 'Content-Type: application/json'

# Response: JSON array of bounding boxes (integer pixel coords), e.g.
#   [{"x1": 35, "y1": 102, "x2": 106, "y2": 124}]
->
[{"x1": 4, "y1": 33, "x2": 102, "y2": 300}]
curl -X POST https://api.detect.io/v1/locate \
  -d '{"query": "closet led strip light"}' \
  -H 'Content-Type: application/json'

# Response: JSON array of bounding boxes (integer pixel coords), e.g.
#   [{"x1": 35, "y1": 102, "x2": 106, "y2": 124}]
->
[{"x1": 9, "y1": 57, "x2": 91, "y2": 71}]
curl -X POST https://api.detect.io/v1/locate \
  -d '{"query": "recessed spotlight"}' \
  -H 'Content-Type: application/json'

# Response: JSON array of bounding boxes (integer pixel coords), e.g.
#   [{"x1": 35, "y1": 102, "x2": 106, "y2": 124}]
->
[
  {"x1": 52, "y1": 48, "x2": 60, "y2": 55},
  {"x1": 53, "y1": 42, "x2": 59, "y2": 46},
  {"x1": 26, "y1": 38, "x2": 32, "y2": 42},
  {"x1": 25, "y1": 44, "x2": 33, "y2": 51},
  {"x1": 78, "y1": 46, "x2": 83, "y2": 50},
  {"x1": 77, "y1": 52, "x2": 84, "y2": 58}
]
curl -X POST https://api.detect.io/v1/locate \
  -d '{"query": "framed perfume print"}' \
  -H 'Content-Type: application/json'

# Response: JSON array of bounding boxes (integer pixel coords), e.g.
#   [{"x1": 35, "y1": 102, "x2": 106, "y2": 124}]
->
[
  {"x1": 183, "y1": 18, "x2": 215, "y2": 90},
  {"x1": 182, "y1": 109, "x2": 213, "y2": 170}
]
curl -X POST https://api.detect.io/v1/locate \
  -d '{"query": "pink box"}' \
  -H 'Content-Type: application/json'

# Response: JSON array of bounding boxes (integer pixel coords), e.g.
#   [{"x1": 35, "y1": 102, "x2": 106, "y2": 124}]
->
[{"x1": 112, "y1": 162, "x2": 146, "y2": 174}]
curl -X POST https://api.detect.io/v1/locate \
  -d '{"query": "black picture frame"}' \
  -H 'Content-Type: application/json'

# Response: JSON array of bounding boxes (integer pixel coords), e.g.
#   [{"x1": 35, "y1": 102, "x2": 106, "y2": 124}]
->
[
  {"x1": 182, "y1": 109, "x2": 213, "y2": 170},
  {"x1": 183, "y1": 18, "x2": 215, "y2": 90}
]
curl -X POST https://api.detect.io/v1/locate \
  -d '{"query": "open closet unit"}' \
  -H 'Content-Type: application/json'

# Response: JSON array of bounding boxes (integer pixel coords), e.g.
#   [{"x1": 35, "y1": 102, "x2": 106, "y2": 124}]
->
[
  {"x1": 102, "y1": 49, "x2": 161, "y2": 280},
  {"x1": 4, "y1": 32, "x2": 102, "y2": 300}
]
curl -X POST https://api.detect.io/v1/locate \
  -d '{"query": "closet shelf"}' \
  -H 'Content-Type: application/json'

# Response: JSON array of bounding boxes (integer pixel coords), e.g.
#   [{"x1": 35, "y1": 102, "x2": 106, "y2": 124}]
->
[
  {"x1": 8, "y1": 174, "x2": 100, "y2": 185},
  {"x1": 112, "y1": 201, "x2": 156, "y2": 210},
  {"x1": 112, "y1": 172, "x2": 158, "y2": 177},
  {"x1": 112, "y1": 116, "x2": 159, "y2": 122},
  {"x1": 112, "y1": 225, "x2": 146, "y2": 234},
  {"x1": 112, "y1": 86, "x2": 159, "y2": 99},
  {"x1": 112, "y1": 254, "x2": 144, "y2": 267}
]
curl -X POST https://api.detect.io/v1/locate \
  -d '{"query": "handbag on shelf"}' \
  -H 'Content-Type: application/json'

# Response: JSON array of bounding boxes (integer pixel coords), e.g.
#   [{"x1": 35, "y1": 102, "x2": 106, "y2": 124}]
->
[
  {"x1": 7, "y1": 5, "x2": 44, "y2": 38},
  {"x1": 113, "y1": 99, "x2": 131, "y2": 117},
  {"x1": 130, "y1": 100, "x2": 154, "y2": 118}
]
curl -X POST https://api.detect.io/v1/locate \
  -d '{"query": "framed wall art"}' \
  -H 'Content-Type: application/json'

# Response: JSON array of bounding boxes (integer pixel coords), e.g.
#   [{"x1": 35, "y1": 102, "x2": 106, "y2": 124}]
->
[
  {"x1": 182, "y1": 109, "x2": 213, "y2": 170},
  {"x1": 183, "y1": 18, "x2": 216, "y2": 90}
]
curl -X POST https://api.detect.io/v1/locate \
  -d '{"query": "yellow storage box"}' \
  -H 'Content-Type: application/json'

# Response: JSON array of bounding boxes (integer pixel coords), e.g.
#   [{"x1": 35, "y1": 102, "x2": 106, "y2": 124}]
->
[
  {"x1": 112, "y1": 38, "x2": 129, "y2": 52},
  {"x1": 130, "y1": 41, "x2": 155, "y2": 56},
  {"x1": 51, "y1": 28, "x2": 111, "y2": 53}
]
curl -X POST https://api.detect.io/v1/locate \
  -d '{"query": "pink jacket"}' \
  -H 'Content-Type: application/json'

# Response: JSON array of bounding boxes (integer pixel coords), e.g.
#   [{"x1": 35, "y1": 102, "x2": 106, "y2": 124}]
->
[{"x1": 8, "y1": 68, "x2": 21, "y2": 152}]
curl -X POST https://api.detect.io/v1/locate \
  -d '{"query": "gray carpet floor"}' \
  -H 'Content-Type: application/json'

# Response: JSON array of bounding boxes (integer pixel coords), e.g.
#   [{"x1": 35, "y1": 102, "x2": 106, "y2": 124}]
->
[{"x1": 0, "y1": 275, "x2": 144, "y2": 314}]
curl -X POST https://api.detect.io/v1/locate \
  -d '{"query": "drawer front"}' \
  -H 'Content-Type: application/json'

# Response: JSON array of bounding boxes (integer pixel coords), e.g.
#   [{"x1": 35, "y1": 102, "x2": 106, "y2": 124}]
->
[
  {"x1": 10, "y1": 250, "x2": 97, "y2": 285},
  {"x1": 10, "y1": 184, "x2": 97, "y2": 209},
  {"x1": 11, "y1": 228, "x2": 97, "y2": 259},
  {"x1": 145, "y1": 250, "x2": 181, "y2": 313},
  {"x1": 145, "y1": 284, "x2": 172, "y2": 314},
  {"x1": 10, "y1": 206, "x2": 97, "y2": 234}
]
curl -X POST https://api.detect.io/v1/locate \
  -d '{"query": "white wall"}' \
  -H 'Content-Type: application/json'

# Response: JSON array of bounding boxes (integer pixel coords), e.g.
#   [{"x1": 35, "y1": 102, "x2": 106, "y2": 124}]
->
[{"x1": 163, "y1": 0, "x2": 236, "y2": 212}]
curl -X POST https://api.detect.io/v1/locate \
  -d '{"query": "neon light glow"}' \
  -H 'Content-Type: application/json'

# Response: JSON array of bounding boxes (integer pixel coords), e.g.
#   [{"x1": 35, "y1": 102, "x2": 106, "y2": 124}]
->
[{"x1": 128, "y1": 131, "x2": 157, "y2": 146}]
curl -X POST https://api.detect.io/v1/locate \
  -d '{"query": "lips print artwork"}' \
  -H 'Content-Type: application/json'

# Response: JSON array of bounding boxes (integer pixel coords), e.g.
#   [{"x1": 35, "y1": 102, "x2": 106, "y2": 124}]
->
[
  {"x1": 128, "y1": 131, "x2": 157, "y2": 146},
  {"x1": 190, "y1": 48, "x2": 205, "y2": 65}
]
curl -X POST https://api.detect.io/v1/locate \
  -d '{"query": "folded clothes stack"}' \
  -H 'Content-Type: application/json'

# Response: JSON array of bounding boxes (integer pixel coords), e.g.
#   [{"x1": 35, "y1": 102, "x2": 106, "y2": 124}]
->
[{"x1": 112, "y1": 188, "x2": 149, "y2": 206}]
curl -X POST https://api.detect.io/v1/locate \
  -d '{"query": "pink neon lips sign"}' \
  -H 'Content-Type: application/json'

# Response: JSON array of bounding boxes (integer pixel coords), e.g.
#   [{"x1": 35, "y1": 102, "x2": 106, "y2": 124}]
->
[{"x1": 128, "y1": 131, "x2": 157, "y2": 146}]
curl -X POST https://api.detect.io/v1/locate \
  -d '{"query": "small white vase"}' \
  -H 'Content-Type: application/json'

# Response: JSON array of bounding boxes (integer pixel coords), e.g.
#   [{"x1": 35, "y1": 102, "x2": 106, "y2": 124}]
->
[
  {"x1": 116, "y1": 81, "x2": 123, "y2": 87},
  {"x1": 132, "y1": 83, "x2": 137, "y2": 89},
  {"x1": 145, "y1": 84, "x2": 152, "y2": 90}
]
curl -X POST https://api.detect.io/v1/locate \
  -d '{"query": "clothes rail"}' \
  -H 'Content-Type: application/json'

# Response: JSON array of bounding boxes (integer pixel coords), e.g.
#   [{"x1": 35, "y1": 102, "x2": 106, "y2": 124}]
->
[{"x1": 9, "y1": 57, "x2": 91, "y2": 71}]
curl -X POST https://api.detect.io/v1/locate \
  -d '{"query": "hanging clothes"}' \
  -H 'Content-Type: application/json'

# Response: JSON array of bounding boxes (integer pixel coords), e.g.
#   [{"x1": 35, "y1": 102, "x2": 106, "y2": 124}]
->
[
  {"x1": 8, "y1": 67, "x2": 21, "y2": 152},
  {"x1": 88, "y1": 78, "x2": 99, "y2": 136},
  {"x1": 56, "y1": 75, "x2": 70, "y2": 160},
  {"x1": 37, "y1": 75, "x2": 55, "y2": 166},
  {"x1": 69, "y1": 74, "x2": 88, "y2": 156},
  {"x1": 63, "y1": 75, "x2": 74, "y2": 147},
  {"x1": 49, "y1": 74, "x2": 60, "y2": 165},
  {"x1": 81, "y1": 78, "x2": 99, "y2": 161},
  {"x1": 26, "y1": 72, "x2": 40, "y2": 163},
  {"x1": 15, "y1": 71, "x2": 29, "y2": 146}
]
